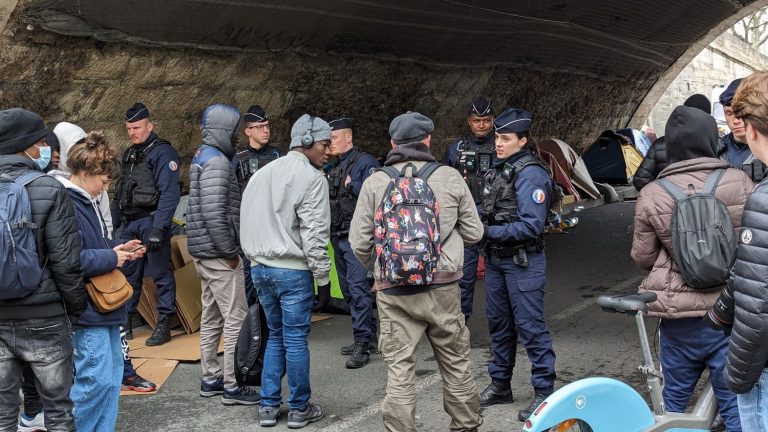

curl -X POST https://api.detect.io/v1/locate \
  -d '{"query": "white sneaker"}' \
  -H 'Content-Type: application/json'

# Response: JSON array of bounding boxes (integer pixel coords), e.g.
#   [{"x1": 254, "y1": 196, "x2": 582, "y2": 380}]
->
[{"x1": 18, "y1": 412, "x2": 46, "y2": 432}]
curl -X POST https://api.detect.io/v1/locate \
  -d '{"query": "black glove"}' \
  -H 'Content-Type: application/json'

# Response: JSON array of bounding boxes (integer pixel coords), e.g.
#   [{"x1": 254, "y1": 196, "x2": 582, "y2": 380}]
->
[
  {"x1": 147, "y1": 227, "x2": 164, "y2": 252},
  {"x1": 312, "y1": 282, "x2": 331, "y2": 313}
]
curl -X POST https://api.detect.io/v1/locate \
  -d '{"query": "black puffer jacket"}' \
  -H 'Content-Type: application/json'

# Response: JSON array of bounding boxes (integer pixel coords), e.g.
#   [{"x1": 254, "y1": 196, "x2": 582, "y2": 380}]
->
[
  {"x1": 726, "y1": 178, "x2": 768, "y2": 394},
  {"x1": 633, "y1": 137, "x2": 667, "y2": 191},
  {"x1": 0, "y1": 156, "x2": 86, "y2": 322},
  {"x1": 187, "y1": 104, "x2": 241, "y2": 259}
]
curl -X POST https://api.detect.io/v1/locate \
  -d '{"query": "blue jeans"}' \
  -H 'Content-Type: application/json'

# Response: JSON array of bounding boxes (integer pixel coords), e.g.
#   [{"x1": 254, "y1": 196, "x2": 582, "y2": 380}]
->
[
  {"x1": 737, "y1": 368, "x2": 768, "y2": 431},
  {"x1": 0, "y1": 317, "x2": 75, "y2": 432},
  {"x1": 71, "y1": 326, "x2": 123, "y2": 432},
  {"x1": 659, "y1": 318, "x2": 741, "y2": 431},
  {"x1": 251, "y1": 264, "x2": 314, "y2": 411}
]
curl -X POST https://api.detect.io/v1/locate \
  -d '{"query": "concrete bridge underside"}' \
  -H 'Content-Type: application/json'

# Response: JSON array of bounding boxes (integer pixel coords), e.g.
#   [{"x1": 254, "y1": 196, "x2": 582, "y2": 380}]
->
[{"x1": 1, "y1": 0, "x2": 766, "y2": 166}]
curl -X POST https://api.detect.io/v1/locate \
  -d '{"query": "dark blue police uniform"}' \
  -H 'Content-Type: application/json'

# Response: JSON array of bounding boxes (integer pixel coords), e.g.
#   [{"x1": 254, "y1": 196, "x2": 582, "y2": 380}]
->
[
  {"x1": 479, "y1": 107, "x2": 556, "y2": 420},
  {"x1": 327, "y1": 118, "x2": 380, "y2": 361},
  {"x1": 114, "y1": 130, "x2": 181, "y2": 323},
  {"x1": 444, "y1": 96, "x2": 496, "y2": 322}
]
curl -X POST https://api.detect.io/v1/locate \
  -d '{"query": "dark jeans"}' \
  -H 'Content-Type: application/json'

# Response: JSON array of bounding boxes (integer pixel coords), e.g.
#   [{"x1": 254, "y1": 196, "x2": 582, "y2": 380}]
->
[
  {"x1": 0, "y1": 317, "x2": 75, "y2": 432},
  {"x1": 22, "y1": 365, "x2": 42, "y2": 416},
  {"x1": 332, "y1": 237, "x2": 376, "y2": 342}
]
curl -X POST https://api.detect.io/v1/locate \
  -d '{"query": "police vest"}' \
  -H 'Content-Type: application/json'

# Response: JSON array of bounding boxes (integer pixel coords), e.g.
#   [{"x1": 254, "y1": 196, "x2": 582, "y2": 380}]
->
[
  {"x1": 115, "y1": 139, "x2": 170, "y2": 214},
  {"x1": 328, "y1": 149, "x2": 367, "y2": 234},
  {"x1": 482, "y1": 153, "x2": 550, "y2": 229},
  {"x1": 455, "y1": 134, "x2": 495, "y2": 203},
  {"x1": 235, "y1": 145, "x2": 281, "y2": 188}
]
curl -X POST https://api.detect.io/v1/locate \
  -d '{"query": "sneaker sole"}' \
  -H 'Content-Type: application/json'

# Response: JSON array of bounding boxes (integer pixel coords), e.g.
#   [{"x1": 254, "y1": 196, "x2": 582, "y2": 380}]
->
[
  {"x1": 124, "y1": 385, "x2": 157, "y2": 393},
  {"x1": 199, "y1": 390, "x2": 224, "y2": 397},
  {"x1": 221, "y1": 397, "x2": 260, "y2": 406},
  {"x1": 287, "y1": 414, "x2": 324, "y2": 429},
  {"x1": 259, "y1": 419, "x2": 277, "y2": 427}
]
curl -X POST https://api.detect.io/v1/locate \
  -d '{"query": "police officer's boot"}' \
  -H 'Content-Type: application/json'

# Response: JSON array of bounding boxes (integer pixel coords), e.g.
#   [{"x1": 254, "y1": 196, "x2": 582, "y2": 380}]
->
[
  {"x1": 341, "y1": 338, "x2": 379, "y2": 355},
  {"x1": 146, "y1": 315, "x2": 172, "y2": 346},
  {"x1": 479, "y1": 381, "x2": 514, "y2": 407},
  {"x1": 517, "y1": 391, "x2": 552, "y2": 421},
  {"x1": 345, "y1": 341, "x2": 371, "y2": 369}
]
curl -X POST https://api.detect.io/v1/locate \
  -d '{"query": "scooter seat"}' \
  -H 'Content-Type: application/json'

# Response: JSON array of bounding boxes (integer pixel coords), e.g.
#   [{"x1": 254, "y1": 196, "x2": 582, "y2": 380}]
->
[{"x1": 597, "y1": 292, "x2": 657, "y2": 314}]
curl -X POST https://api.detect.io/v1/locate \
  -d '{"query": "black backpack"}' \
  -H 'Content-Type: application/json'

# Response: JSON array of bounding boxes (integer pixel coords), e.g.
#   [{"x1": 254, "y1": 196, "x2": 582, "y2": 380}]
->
[
  {"x1": 234, "y1": 303, "x2": 268, "y2": 386},
  {"x1": 656, "y1": 169, "x2": 737, "y2": 290}
]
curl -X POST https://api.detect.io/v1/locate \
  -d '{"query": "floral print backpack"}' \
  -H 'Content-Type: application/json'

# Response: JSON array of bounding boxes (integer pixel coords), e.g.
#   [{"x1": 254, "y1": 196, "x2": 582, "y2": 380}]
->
[{"x1": 374, "y1": 162, "x2": 444, "y2": 286}]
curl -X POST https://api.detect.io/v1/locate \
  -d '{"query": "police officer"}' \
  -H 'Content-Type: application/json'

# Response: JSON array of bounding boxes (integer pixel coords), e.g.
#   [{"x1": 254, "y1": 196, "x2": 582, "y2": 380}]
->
[
  {"x1": 114, "y1": 103, "x2": 181, "y2": 346},
  {"x1": 444, "y1": 96, "x2": 495, "y2": 322},
  {"x1": 231, "y1": 105, "x2": 284, "y2": 306},
  {"x1": 479, "y1": 107, "x2": 557, "y2": 422},
  {"x1": 718, "y1": 78, "x2": 765, "y2": 182},
  {"x1": 326, "y1": 116, "x2": 380, "y2": 369}
]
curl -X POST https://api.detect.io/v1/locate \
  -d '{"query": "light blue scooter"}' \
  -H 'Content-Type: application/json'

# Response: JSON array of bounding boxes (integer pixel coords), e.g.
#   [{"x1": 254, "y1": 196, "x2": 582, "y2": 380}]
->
[{"x1": 522, "y1": 292, "x2": 718, "y2": 432}]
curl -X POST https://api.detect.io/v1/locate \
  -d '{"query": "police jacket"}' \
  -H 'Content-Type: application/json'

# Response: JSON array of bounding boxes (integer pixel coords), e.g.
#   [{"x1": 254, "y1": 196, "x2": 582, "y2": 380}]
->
[
  {"x1": 231, "y1": 144, "x2": 284, "y2": 192},
  {"x1": 349, "y1": 142, "x2": 483, "y2": 292},
  {"x1": 327, "y1": 147, "x2": 379, "y2": 234},
  {"x1": 240, "y1": 151, "x2": 332, "y2": 286},
  {"x1": 482, "y1": 150, "x2": 552, "y2": 246},
  {"x1": 57, "y1": 175, "x2": 125, "y2": 327},
  {"x1": 633, "y1": 137, "x2": 668, "y2": 191},
  {"x1": 444, "y1": 132, "x2": 496, "y2": 203},
  {"x1": 718, "y1": 132, "x2": 766, "y2": 183},
  {"x1": 187, "y1": 104, "x2": 242, "y2": 260},
  {"x1": 113, "y1": 132, "x2": 181, "y2": 231},
  {"x1": 726, "y1": 178, "x2": 768, "y2": 394},
  {"x1": 0, "y1": 156, "x2": 86, "y2": 323},
  {"x1": 631, "y1": 158, "x2": 752, "y2": 319}
]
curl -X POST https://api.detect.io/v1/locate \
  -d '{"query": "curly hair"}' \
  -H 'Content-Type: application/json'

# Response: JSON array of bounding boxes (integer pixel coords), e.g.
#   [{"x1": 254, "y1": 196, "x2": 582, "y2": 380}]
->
[
  {"x1": 66, "y1": 131, "x2": 121, "y2": 179},
  {"x1": 732, "y1": 71, "x2": 768, "y2": 137}
]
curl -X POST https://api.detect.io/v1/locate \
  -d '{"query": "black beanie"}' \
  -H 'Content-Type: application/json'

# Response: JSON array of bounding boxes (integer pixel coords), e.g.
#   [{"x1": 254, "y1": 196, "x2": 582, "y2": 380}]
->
[
  {"x1": 0, "y1": 108, "x2": 49, "y2": 155},
  {"x1": 683, "y1": 94, "x2": 711, "y2": 115}
]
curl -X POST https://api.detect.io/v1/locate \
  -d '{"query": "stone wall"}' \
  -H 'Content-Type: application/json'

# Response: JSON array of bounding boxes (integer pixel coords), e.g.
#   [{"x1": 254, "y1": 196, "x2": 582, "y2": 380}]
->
[
  {"x1": 1, "y1": 6, "x2": 655, "y2": 188},
  {"x1": 648, "y1": 32, "x2": 768, "y2": 134}
]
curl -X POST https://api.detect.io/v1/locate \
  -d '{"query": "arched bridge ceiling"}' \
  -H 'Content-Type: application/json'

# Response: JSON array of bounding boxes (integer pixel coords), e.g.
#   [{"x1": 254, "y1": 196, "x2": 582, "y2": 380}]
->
[{"x1": 23, "y1": 0, "x2": 760, "y2": 81}]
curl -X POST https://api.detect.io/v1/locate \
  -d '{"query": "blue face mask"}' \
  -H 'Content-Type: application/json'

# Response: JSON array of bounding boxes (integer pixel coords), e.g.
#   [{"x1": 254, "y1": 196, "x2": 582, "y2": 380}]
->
[{"x1": 26, "y1": 145, "x2": 51, "y2": 170}]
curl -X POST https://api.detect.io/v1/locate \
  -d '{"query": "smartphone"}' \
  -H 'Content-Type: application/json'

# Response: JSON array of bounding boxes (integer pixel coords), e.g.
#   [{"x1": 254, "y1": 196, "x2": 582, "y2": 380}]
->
[{"x1": 129, "y1": 245, "x2": 146, "y2": 253}]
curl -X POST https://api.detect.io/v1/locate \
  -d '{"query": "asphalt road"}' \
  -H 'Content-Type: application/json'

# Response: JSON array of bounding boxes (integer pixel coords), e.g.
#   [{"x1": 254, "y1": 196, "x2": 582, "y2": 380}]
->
[{"x1": 117, "y1": 202, "x2": 651, "y2": 431}]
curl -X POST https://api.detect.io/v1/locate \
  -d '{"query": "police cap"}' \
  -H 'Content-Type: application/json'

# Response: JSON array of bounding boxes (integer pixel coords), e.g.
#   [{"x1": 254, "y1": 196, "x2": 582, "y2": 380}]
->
[
  {"x1": 469, "y1": 96, "x2": 494, "y2": 117},
  {"x1": 720, "y1": 78, "x2": 743, "y2": 106},
  {"x1": 494, "y1": 107, "x2": 532, "y2": 134},
  {"x1": 244, "y1": 105, "x2": 268, "y2": 123},
  {"x1": 328, "y1": 117, "x2": 353, "y2": 131},
  {"x1": 125, "y1": 102, "x2": 150, "y2": 123}
]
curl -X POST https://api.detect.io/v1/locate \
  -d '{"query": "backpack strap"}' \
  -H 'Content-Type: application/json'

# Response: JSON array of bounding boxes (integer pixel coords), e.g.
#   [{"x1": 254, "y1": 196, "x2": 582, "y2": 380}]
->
[
  {"x1": 656, "y1": 177, "x2": 687, "y2": 202},
  {"x1": 16, "y1": 170, "x2": 44, "y2": 186},
  {"x1": 416, "y1": 162, "x2": 443, "y2": 180},
  {"x1": 702, "y1": 169, "x2": 726, "y2": 195},
  {"x1": 379, "y1": 166, "x2": 400, "y2": 179}
]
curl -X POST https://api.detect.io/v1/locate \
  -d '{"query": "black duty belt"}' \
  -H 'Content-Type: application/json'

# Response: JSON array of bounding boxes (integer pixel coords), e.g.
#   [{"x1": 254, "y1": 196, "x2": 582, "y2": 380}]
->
[
  {"x1": 123, "y1": 210, "x2": 156, "y2": 223},
  {"x1": 485, "y1": 240, "x2": 542, "y2": 258}
]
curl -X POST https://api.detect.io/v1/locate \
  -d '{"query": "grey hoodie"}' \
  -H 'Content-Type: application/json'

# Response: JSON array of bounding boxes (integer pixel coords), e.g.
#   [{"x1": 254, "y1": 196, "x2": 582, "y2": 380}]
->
[{"x1": 186, "y1": 104, "x2": 242, "y2": 259}]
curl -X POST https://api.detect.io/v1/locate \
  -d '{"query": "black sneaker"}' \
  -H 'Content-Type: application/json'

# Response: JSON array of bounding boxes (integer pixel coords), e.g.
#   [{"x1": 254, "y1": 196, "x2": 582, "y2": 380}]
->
[
  {"x1": 259, "y1": 405, "x2": 280, "y2": 427},
  {"x1": 122, "y1": 373, "x2": 157, "y2": 393},
  {"x1": 222, "y1": 386, "x2": 260, "y2": 406},
  {"x1": 517, "y1": 391, "x2": 552, "y2": 421},
  {"x1": 341, "y1": 339, "x2": 378, "y2": 355},
  {"x1": 345, "y1": 341, "x2": 371, "y2": 369},
  {"x1": 479, "y1": 382, "x2": 514, "y2": 407},
  {"x1": 199, "y1": 376, "x2": 224, "y2": 397},
  {"x1": 287, "y1": 403, "x2": 324, "y2": 429},
  {"x1": 146, "y1": 315, "x2": 171, "y2": 346}
]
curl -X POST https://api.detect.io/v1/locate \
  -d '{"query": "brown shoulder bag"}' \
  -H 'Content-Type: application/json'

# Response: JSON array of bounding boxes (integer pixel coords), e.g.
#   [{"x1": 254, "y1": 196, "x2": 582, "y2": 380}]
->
[{"x1": 85, "y1": 270, "x2": 133, "y2": 313}]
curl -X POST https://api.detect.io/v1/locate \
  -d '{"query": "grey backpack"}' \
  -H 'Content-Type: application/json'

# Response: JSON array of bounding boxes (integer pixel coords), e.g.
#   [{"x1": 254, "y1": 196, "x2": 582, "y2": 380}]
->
[{"x1": 656, "y1": 169, "x2": 737, "y2": 290}]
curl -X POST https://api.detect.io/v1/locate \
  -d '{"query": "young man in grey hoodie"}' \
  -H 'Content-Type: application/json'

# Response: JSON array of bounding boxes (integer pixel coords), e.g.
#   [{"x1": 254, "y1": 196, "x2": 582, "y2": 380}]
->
[
  {"x1": 240, "y1": 114, "x2": 332, "y2": 428},
  {"x1": 187, "y1": 104, "x2": 253, "y2": 405}
]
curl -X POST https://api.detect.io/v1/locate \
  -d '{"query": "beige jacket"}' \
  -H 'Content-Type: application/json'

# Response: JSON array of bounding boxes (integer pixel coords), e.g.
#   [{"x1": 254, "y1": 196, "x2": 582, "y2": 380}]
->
[
  {"x1": 349, "y1": 160, "x2": 483, "y2": 291},
  {"x1": 240, "y1": 151, "x2": 331, "y2": 285},
  {"x1": 632, "y1": 158, "x2": 753, "y2": 318}
]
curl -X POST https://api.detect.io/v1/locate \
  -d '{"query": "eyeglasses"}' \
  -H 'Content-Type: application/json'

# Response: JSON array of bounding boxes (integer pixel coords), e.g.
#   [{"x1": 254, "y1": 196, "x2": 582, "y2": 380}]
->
[{"x1": 247, "y1": 124, "x2": 270, "y2": 131}]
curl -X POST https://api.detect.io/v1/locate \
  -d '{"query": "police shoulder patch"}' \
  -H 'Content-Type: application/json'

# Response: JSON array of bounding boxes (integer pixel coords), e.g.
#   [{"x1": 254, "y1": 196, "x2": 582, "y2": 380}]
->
[
  {"x1": 741, "y1": 228, "x2": 753, "y2": 245},
  {"x1": 532, "y1": 188, "x2": 546, "y2": 204},
  {"x1": 169, "y1": 161, "x2": 178, "y2": 171}
]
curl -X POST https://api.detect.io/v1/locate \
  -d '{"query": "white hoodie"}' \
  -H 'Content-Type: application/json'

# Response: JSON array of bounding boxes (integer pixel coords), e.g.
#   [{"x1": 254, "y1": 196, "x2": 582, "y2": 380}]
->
[{"x1": 50, "y1": 122, "x2": 114, "y2": 237}]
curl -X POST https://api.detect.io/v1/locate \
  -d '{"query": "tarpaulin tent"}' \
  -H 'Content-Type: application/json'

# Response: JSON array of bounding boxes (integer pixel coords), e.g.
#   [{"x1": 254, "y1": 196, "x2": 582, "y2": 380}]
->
[
  {"x1": 581, "y1": 130, "x2": 643, "y2": 185},
  {"x1": 539, "y1": 138, "x2": 601, "y2": 200}
]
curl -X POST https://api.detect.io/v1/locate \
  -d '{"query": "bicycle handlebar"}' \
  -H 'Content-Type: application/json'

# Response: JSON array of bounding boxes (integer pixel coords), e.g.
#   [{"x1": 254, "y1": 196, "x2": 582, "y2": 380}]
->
[{"x1": 597, "y1": 292, "x2": 657, "y2": 314}]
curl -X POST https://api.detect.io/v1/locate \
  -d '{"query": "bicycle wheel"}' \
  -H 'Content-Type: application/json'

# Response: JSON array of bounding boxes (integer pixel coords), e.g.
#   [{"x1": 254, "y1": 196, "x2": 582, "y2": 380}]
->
[{"x1": 546, "y1": 418, "x2": 594, "y2": 432}]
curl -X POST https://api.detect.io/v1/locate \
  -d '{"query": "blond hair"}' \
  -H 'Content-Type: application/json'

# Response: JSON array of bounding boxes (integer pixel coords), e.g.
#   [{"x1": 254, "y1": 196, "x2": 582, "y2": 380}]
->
[
  {"x1": 732, "y1": 71, "x2": 768, "y2": 136},
  {"x1": 66, "y1": 131, "x2": 120, "y2": 179}
]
